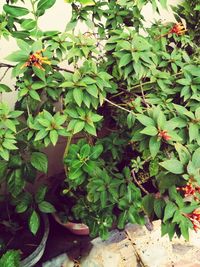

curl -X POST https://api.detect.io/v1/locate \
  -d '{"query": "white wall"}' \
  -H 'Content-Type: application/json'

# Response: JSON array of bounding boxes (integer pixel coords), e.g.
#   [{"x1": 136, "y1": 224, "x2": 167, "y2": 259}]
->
[{"x1": 0, "y1": 0, "x2": 181, "y2": 107}]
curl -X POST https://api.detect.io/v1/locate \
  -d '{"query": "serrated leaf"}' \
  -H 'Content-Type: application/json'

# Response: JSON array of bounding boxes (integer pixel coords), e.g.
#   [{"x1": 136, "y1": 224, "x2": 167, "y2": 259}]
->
[
  {"x1": 149, "y1": 136, "x2": 161, "y2": 158},
  {"x1": 163, "y1": 201, "x2": 177, "y2": 222},
  {"x1": 73, "y1": 88, "x2": 83, "y2": 107},
  {"x1": 160, "y1": 159, "x2": 184, "y2": 174},
  {"x1": 38, "y1": 201, "x2": 56, "y2": 213},
  {"x1": 140, "y1": 126, "x2": 158, "y2": 136},
  {"x1": 31, "y1": 152, "x2": 48, "y2": 173},
  {"x1": 29, "y1": 210, "x2": 40, "y2": 235},
  {"x1": 49, "y1": 130, "x2": 58, "y2": 146}
]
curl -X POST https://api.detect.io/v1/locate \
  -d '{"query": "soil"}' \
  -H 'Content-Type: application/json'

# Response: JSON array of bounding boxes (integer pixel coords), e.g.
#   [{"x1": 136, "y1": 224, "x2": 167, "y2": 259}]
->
[{"x1": 0, "y1": 203, "x2": 44, "y2": 260}]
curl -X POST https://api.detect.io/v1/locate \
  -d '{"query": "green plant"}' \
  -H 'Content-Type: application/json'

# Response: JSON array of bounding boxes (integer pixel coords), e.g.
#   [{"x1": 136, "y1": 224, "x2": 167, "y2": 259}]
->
[
  {"x1": 173, "y1": 0, "x2": 200, "y2": 45},
  {"x1": 0, "y1": 250, "x2": 20, "y2": 267},
  {"x1": 0, "y1": 0, "x2": 200, "y2": 244}
]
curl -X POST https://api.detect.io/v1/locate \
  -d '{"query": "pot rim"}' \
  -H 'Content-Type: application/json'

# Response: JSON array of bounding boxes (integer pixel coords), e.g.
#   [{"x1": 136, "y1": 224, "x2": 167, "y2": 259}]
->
[{"x1": 20, "y1": 213, "x2": 49, "y2": 266}]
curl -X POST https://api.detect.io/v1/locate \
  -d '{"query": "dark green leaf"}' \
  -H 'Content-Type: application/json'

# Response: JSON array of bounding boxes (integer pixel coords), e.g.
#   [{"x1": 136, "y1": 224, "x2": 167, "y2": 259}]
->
[
  {"x1": 31, "y1": 152, "x2": 48, "y2": 173},
  {"x1": 29, "y1": 210, "x2": 40, "y2": 235},
  {"x1": 38, "y1": 201, "x2": 56, "y2": 213},
  {"x1": 160, "y1": 159, "x2": 184, "y2": 174}
]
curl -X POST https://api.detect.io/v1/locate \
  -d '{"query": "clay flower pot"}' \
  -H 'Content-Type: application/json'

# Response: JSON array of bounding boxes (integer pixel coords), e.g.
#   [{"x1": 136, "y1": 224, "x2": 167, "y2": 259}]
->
[{"x1": 53, "y1": 213, "x2": 89, "y2": 235}]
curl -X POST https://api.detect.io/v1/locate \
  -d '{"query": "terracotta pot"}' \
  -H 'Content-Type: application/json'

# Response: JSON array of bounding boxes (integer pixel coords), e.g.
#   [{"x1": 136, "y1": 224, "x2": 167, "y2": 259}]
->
[{"x1": 52, "y1": 213, "x2": 89, "y2": 236}]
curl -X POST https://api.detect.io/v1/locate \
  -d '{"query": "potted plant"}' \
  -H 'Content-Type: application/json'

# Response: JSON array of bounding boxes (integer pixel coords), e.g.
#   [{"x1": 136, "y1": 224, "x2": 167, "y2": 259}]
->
[{"x1": 1, "y1": 0, "x2": 200, "y2": 247}]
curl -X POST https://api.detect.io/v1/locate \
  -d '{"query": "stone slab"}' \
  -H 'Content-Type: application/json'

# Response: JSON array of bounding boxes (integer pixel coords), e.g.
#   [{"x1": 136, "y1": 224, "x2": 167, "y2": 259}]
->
[{"x1": 126, "y1": 220, "x2": 200, "y2": 267}]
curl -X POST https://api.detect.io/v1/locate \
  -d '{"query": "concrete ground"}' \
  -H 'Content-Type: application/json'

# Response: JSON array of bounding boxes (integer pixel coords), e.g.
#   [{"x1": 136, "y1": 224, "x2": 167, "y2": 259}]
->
[{"x1": 42, "y1": 220, "x2": 200, "y2": 267}]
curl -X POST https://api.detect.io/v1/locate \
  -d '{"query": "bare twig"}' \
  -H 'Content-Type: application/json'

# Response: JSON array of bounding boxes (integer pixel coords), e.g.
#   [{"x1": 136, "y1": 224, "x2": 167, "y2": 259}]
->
[
  {"x1": 131, "y1": 169, "x2": 149, "y2": 195},
  {"x1": 0, "y1": 67, "x2": 10, "y2": 82},
  {"x1": 0, "y1": 63, "x2": 15, "y2": 68},
  {"x1": 140, "y1": 81, "x2": 150, "y2": 108},
  {"x1": 104, "y1": 98, "x2": 134, "y2": 114}
]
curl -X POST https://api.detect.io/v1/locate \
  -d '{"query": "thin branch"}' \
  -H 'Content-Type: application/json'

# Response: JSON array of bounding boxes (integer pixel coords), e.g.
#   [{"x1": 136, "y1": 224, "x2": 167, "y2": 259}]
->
[
  {"x1": 0, "y1": 63, "x2": 14, "y2": 68},
  {"x1": 131, "y1": 169, "x2": 149, "y2": 195},
  {"x1": 140, "y1": 81, "x2": 150, "y2": 108},
  {"x1": 53, "y1": 66, "x2": 74, "y2": 73},
  {"x1": 0, "y1": 67, "x2": 9, "y2": 82},
  {"x1": 104, "y1": 98, "x2": 134, "y2": 114},
  {"x1": 16, "y1": 127, "x2": 28, "y2": 135}
]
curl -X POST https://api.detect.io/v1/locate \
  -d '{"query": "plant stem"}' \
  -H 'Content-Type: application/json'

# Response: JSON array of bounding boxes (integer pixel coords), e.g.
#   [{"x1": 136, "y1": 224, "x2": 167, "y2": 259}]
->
[
  {"x1": 16, "y1": 127, "x2": 28, "y2": 135},
  {"x1": 104, "y1": 98, "x2": 135, "y2": 114},
  {"x1": 140, "y1": 81, "x2": 150, "y2": 108},
  {"x1": 0, "y1": 67, "x2": 9, "y2": 82},
  {"x1": 63, "y1": 134, "x2": 73, "y2": 174},
  {"x1": 30, "y1": 0, "x2": 39, "y2": 39},
  {"x1": 131, "y1": 170, "x2": 149, "y2": 195}
]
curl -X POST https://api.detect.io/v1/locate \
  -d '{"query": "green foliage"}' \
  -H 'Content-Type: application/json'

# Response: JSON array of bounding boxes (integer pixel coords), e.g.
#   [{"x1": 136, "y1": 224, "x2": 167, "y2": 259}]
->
[
  {"x1": 173, "y1": 0, "x2": 200, "y2": 44},
  {"x1": 1, "y1": 0, "x2": 200, "y2": 243},
  {"x1": 0, "y1": 250, "x2": 20, "y2": 267}
]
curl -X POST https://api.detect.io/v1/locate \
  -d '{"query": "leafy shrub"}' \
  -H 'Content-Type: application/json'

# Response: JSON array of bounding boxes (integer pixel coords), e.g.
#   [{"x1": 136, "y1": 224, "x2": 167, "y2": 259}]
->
[{"x1": 0, "y1": 0, "x2": 200, "y2": 242}]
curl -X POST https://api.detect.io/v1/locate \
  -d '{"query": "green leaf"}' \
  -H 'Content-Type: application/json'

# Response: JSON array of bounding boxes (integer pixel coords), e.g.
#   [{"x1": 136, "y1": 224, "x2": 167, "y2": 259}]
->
[
  {"x1": 37, "y1": 0, "x2": 56, "y2": 11},
  {"x1": 29, "y1": 210, "x2": 40, "y2": 235},
  {"x1": 180, "y1": 218, "x2": 190, "y2": 241},
  {"x1": 142, "y1": 194, "x2": 154, "y2": 217},
  {"x1": 0, "y1": 161, "x2": 7, "y2": 180},
  {"x1": 160, "y1": 0, "x2": 167, "y2": 9},
  {"x1": 31, "y1": 152, "x2": 48, "y2": 173},
  {"x1": 6, "y1": 51, "x2": 28, "y2": 62},
  {"x1": 174, "y1": 143, "x2": 190, "y2": 165},
  {"x1": 119, "y1": 53, "x2": 132, "y2": 68},
  {"x1": 80, "y1": 144, "x2": 91, "y2": 157},
  {"x1": 192, "y1": 148, "x2": 200, "y2": 169},
  {"x1": 118, "y1": 211, "x2": 128, "y2": 229},
  {"x1": 127, "y1": 113, "x2": 135, "y2": 128},
  {"x1": 73, "y1": 88, "x2": 83, "y2": 107},
  {"x1": 0, "y1": 250, "x2": 20, "y2": 267},
  {"x1": 91, "y1": 144, "x2": 103, "y2": 159},
  {"x1": 100, "y1": 191, "x2": 107, "y2": 208},
  {"x1": 33, "y1": 66, "x2": 46, "y2": 82},
  {"x1": 73, "y1": 120, "x2": 85, "y2": 134},
  {"x1": 29, "y1": 90, "x2": 41, "y2": 101},
  {"x1": 15, "y1": 202, "x2": 28, "y2": 213},
  {"x1": 86, "y1": 85, "x2": 98, "y2": 98},
  {"x1": 137, "y1": 114, "x2": 155, "y2": 126},
  {"x1": 149, "y1": 136, "x2": 161, "y2": 158},
  {"x1": 133, "y1": 35, "x2": 152, "y2": 51},
  {"x1": 38, "y1": 201, "x2": 56, "y2": 213},
  {"x1": 35, "y1": 186, "x2": 47, "y2": 204},
  {"x1": 84, "y1": 124, "x2": 96, "y2": 136},
  {"x1": 16, "y1": 39, "x2": 30, "y2": 53},
  {"x1": 3, "y1": 5, "x2": 29, "y2": 17},
  {"x1": 79, "y1": 0, "x2": 95, "y2": 6},
  {"x1": 154, "y1": 198, "x2": 165, "y2": 219},
  {"x1": 21, "y1": 19, "x2": 37, "y2": 30},
  {"x1": 189, "y1": 123, "x2": 199, "y2": 142},
  {"x1": 140, "y1": 126, "x2": 158, "y2": 136},
  {"x1": 160, "y1": 159, "x2": 184, "y2": 174},
  {"x1": 50, "y1": 130, "x2": 58, "y2": 146},
  {"x1": 8, "y1": 170, "x2": 25, "y2": 197},
  {"x1": 0, "y1": 84, "x2": 12, "y2": 93},
  {"x1": 163, "y1": 201, "x2": 177, "y2": 222},
  {"x1": 149, "y1": 158, "x2": 159, "y2": 177}
]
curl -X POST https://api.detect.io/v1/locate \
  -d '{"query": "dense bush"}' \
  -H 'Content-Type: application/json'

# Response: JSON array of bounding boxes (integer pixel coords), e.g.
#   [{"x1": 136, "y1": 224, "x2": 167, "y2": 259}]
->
[{"x1": 0, "y1": 0, "x2": 200, "y2": 244}]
